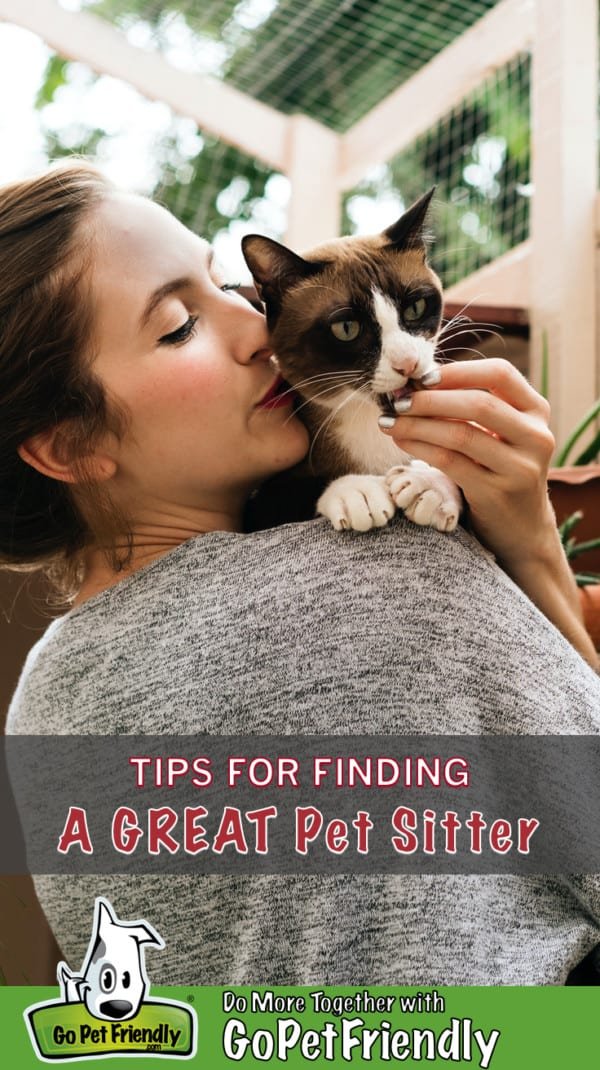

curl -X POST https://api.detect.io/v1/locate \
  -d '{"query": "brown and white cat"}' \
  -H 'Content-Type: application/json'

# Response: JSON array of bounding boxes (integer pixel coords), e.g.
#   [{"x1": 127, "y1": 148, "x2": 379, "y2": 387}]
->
[{"x1": 242, "y1": 189, "x2": 462, "y2": 533}]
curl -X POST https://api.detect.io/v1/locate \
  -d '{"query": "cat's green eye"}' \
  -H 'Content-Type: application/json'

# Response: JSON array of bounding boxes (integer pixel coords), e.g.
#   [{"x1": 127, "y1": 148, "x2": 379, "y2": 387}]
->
[
  {"x1": 404, "y1": 297, "x2": 427, "y2": 323},
  {"x1": 330, "y1": 319, "x2": 360, "y2": 342}
]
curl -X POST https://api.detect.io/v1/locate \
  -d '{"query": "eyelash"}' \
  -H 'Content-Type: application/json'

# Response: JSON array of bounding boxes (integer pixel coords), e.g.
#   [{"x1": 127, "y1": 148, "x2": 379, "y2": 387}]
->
[
  {"x1": 159, "y1": 315, "x2": 198, "y2": 347},
  {"x1": 158, "y1": 284, "x2": 242, "y2": 346}
]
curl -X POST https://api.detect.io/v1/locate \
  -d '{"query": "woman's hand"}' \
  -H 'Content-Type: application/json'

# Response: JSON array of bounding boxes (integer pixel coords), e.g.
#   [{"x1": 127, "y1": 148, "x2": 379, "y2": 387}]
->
[
  {"x1": 379, "y1": 357, "x2": 555, "y2": 565},
  {"x1": 378, "y1": 357, "x2": 598, "y2": 667}
]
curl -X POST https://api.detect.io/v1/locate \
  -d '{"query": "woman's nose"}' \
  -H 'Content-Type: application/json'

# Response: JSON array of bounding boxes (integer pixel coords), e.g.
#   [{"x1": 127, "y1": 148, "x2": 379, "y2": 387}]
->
[
  {"x1": 226, "y1": 297, "x2": 272, "y2": 365},
  {"x1": 249, "y1": 345, "x2": 274, "y2": 364}
]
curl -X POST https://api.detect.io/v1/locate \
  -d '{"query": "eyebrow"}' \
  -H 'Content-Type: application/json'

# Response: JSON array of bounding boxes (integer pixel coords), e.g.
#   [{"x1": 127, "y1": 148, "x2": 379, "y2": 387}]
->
[{"x1": 139, "y1": 247, "x2": 214, "y2": 329}]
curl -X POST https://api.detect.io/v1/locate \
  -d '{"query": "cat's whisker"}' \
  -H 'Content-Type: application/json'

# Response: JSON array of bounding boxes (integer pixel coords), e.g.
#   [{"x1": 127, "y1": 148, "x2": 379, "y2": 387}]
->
[
  {"x1": 442, "y1": 320, "x2": 504, "y2": 334},
  {"x1": 438, "y1": 321, "x2": 502, "y2": 342},
  {"x1": 434, "y1": 325, "x2": 504, "y2": 350},
  {"x1": 436, "y1": 345, "x2": 493, "y2": 361},
  {"x1": 284, "y1": 371, "x2": 357, "y2": 393},
  {"x1": 438, "y1": 315, "x2": 475, "y2": 338},
  {"x1": 346, "y1": 384, "x2": 378, "y2": 437},
  {"x1": 294, "y1": 380, "x2": 361, "y2": 413},
  {"x1": 439, "y1": 313, "x2": 485, "y2": 337},
  {"x1": 273, "y1": 372, "x2": 357, "y2": 410},
  {"x1": 439, "y1": 332, "x2": 502, "y2": 348},
  {"x1": 308, "y1": 384, "x2": 369, "y2": 466},
  {"x1": 280, "y1": 370, "x2": 357, "y2": 391},
  {"x1": 283, "y1": 384, "x2": 354, "y2": 419},
  {"x1": 283, "y1": 375, "x2": 358, "y2": 404},
  {"x1": 282, "y1": 378, "x2": 364, "y2": 428},
  {"x1": 442, "y1": 295, "x2": 496, "y2": 325}
]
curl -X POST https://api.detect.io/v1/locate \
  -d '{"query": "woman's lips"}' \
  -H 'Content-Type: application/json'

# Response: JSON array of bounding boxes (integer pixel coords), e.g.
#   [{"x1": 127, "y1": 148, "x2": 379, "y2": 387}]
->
[{"x1": 256, "y1": 374, "x2": 295, "y2": 409}]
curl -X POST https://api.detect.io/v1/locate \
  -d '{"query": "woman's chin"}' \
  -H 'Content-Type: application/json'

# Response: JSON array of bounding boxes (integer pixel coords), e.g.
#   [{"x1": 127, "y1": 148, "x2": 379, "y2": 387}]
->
[
  {"x1": 262, "y1": 423, "x2": 310, "y2": 477},
  {"x1": 281, "y1": 422, "x2": 310, "y2": 465}
]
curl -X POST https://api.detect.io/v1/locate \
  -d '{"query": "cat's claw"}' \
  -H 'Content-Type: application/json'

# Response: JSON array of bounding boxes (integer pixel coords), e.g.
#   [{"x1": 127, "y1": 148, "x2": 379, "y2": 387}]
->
[
  {"x1": 317, "y1": 474, "x2": 396, "y2": 532},
  {"x1": 385, "y1": 461, "x2": 461, "y2": 533}
]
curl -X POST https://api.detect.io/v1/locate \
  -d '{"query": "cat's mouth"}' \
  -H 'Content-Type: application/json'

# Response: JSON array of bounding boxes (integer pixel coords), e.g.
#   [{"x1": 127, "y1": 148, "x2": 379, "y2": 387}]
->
[{"x1": 377, "y1": 384, "x2": 417, "y2": 415}]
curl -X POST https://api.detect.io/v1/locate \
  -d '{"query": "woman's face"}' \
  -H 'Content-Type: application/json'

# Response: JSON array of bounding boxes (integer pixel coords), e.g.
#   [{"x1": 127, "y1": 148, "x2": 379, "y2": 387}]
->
[{"x1": 87, "y1": 193, "x2": 309, "y2": 523}]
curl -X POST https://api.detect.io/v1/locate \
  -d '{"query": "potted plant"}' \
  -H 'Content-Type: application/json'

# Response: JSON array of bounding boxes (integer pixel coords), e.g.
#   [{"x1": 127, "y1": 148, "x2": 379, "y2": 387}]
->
[
  {"x1": 558, "y1": 510, "x2": 600, "y2": 649},
  {"x1": 539, "y1": 335, "x2": 600, "y2": 646},
  {"x1": 548, "y1": 398, "x2": 600, "y2": 575}
]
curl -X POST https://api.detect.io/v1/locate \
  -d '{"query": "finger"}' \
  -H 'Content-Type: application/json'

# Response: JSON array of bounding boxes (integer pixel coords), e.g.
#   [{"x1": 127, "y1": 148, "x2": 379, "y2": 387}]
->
[
  {"x1": 430, "y1": 358, "x2": 550, "y2": 419},
  {"x1": 391, "y1": 428, "x2": 545, "y2": 502},
  {"x1": 386, "y1": 438, "x2": 488, "y2": 492},
  {"x1": 391, "y1": 420, "x2": 505, "y2": 473},
  {"x1": 392, "y1": 388, "x2": 555, "y2": 456}
]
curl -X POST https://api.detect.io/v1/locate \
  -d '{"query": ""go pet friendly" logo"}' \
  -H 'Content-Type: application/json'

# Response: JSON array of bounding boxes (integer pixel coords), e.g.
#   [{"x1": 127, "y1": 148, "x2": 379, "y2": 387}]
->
[{"x1": 25, "y1": 897, "x2": 197, "y2": 1061}]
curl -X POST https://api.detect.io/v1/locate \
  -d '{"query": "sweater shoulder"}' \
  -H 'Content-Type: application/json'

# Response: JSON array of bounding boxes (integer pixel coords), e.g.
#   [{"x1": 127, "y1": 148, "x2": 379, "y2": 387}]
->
[{"x1": 6, "y1": 518, "x2": 600, "y2": 736}]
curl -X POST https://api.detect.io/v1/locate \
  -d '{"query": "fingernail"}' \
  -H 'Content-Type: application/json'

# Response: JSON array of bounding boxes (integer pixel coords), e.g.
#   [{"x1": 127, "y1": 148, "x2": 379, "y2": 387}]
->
[
  {"x1": 393, "y1": 397, "x2": 413, "y2": 413},
  {"x1": 421, "y1": 368, "x2": 441, "y2": 386},
  {"x1": 378, "y1": 415, "x2": 396, "y2": 429}
]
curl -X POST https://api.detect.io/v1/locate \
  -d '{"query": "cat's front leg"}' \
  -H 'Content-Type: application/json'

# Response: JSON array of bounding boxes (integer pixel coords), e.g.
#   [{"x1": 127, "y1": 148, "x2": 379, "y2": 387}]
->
[
  {"x1": 385, "y1": 460, "x2": 462, "y2": 533},
  {"x1": 317, "y1": 474, "x2": 396, "y2": 531}
]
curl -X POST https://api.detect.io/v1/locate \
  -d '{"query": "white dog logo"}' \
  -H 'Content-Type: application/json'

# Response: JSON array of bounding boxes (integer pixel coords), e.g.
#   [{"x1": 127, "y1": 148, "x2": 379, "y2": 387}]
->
[{"x1": 57, "y1": 897, "x2": 164, "y2": 1022}]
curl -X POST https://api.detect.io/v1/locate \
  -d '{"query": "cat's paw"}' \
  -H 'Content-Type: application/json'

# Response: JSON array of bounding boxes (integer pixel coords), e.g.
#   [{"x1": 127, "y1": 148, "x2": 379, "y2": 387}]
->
[
  {"x1": 317, "y1": 474, "x2": 396, "y2": 532},
  {"x1": 385, "y1": 461, "x2": 461, "y2": 533}
]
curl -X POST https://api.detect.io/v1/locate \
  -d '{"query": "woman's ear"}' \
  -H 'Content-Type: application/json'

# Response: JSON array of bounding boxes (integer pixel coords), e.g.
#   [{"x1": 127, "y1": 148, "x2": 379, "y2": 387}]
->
[{"x1": 17, "y1": 426, "x2": 117, "y2": 485}]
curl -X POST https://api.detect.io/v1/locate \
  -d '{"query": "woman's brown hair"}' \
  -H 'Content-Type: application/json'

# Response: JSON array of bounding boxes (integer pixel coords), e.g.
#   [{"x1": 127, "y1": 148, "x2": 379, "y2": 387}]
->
[{"x1": 0, "y1": 160, "x2": 129, "y2": 599}]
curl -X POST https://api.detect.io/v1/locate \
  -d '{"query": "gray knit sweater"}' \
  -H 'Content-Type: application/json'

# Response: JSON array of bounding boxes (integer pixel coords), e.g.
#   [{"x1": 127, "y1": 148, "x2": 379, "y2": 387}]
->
[{"x1": 6, "y1": 517, "x2": 600, "y2": 984}]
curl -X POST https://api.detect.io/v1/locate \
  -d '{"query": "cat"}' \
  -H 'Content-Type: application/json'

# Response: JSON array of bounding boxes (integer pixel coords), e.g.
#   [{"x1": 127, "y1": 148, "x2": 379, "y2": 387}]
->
[{"x1": 242, "y1": 188, "x2": 462, "y2": 534}]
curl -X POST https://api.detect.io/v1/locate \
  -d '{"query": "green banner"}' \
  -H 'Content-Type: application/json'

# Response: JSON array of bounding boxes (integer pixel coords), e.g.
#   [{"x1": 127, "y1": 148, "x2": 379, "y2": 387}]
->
[
  {"x1": 26, "y1": 997, "x2": 195, "y2": 1060},
  {"x1": 1, "y1": 985, "x2": 598, "y2": 1068}
]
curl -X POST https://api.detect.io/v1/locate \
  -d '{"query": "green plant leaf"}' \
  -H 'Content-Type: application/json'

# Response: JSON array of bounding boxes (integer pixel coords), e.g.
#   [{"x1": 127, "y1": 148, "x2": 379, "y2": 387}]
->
[
  {"x1": 558, "y1": 510, "x2": 583, "y2": 544},
  {"x1": 575, "y1": 572, "x2": 600, "y2": 587},
  {"x1": 567, "y1": 538, "x2": 600, "y2": 558},
  {"x1": 555, "y1": 398, "x2": 600, "y2": 466},
  {"x1": 573, "y1": 428, "x2": 600, "y2": 466},
  {"x1": 34, "y1": 56, "x2": 69, "y2": 108}
]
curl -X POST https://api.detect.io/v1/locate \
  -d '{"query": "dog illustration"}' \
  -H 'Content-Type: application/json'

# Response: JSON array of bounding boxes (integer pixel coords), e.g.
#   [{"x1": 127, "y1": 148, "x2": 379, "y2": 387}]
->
[{"x1": 57, "y1": 897, "x2": 164, "y2": 1021}]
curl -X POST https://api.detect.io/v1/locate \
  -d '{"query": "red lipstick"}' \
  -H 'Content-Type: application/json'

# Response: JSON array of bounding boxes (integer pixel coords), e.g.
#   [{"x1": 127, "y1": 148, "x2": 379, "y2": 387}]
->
[{"x1": 256, "y1": 375, "x2": 295, "y2": 409}]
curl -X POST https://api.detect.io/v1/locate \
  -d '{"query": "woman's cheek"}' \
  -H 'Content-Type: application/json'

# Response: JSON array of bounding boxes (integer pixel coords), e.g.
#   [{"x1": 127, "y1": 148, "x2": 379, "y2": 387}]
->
[
  {"x1": 180, "y1": 357, "x2": 230, "y2": 408},
  {"x1": 151, "y1": 361, "x2": 224, "y2": 414}
]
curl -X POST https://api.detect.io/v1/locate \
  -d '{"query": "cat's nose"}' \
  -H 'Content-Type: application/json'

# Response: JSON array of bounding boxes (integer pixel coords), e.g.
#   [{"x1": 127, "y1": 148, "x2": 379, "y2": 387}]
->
[{"x1": 391, "y1": 357, "x2": 418, "y2": 378}]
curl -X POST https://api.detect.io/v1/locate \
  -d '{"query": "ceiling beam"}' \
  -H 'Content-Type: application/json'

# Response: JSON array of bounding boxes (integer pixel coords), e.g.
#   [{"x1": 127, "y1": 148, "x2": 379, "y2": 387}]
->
[
  {"x1": 338, "y1": 0, "x2": 534, "y2": 190},
  {"x1": 0, "y1": 0, "x2": 291, "y2": 171}
]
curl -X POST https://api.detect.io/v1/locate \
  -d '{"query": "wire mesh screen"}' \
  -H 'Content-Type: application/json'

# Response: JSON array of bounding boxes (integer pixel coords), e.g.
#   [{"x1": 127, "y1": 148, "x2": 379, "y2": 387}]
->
[
  {"x1": 34, "y1": 50, "x2": 288, "y2": 279},
  {"x1": 27, "y1": 0, "x2": 529, "y2": 283},
  {"x1": 342, "y1": 52, "x2": 531, "y2": 289},
  {"x1": 80, "y1": 0, "x2": 501, "y2": 132}
]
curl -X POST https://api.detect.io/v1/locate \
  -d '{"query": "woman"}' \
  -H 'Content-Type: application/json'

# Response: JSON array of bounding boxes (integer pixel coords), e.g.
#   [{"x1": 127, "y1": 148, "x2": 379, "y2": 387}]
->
[{"x1": 4, "y1": 161, "x2": 600, "y2": 985}]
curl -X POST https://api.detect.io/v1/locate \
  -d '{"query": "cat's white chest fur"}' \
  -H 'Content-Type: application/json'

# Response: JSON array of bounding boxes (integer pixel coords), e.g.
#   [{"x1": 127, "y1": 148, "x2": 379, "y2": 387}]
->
[{"x1": 331, "y1": 392, "x2": 410, "y2": 473}]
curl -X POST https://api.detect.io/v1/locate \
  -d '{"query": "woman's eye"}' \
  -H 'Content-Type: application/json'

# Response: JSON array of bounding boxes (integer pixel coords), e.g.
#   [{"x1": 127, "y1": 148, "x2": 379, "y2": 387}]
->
[
  {"x1": 220, "y1": 282, "x2": 241, "y2": 293},
  {"x1": 403, "y1": 297, "x2": 427, "y2": 323},
  {"x1": 158, "y1": 315, "x2": 198, "y2": 346},
  {"x1": 330, "y1": 319, "x2": 361, "y2": 342}
]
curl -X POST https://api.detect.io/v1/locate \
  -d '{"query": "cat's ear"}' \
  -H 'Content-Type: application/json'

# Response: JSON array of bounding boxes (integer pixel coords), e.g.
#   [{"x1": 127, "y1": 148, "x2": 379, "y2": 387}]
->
[
  {"x1": 242, "y1": 235, "x2": 321, "y2": 302},
  {"x1": 383, "y1": 187, "x2": 436, "y2": 251}
]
